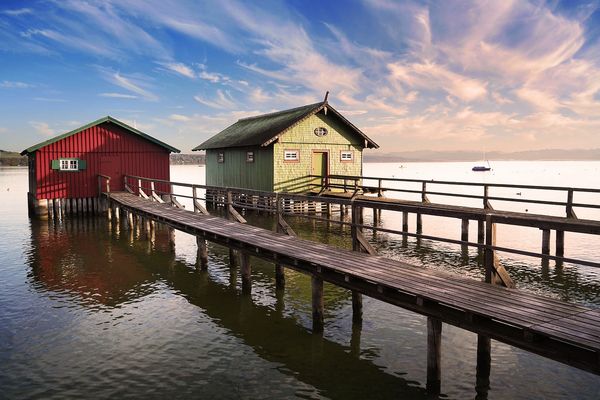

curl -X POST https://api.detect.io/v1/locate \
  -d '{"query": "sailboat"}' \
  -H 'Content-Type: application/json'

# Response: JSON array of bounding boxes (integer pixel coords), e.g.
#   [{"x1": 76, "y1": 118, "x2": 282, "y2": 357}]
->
[{"x1": 472, "y1": 152, "x2": 492, "y2": 171}]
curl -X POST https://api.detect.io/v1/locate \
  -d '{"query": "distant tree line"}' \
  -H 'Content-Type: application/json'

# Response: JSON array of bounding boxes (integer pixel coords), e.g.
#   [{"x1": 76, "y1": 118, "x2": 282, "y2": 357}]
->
[
  {"x1": 0, "y1": 150, "x2": 27, "y2": 166},
  {"x1": 170, "y1": 153, "x2": 205, "y2": 165}
]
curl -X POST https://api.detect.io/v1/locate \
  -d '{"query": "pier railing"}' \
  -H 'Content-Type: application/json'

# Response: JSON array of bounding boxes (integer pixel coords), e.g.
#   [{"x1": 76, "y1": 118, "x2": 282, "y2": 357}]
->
[
  {"x1": 318, "y1": 174, "x2": 600, "y2": 219},
  {"x1": 114, "y1": 174, "x2": 600, "y2": 289}
]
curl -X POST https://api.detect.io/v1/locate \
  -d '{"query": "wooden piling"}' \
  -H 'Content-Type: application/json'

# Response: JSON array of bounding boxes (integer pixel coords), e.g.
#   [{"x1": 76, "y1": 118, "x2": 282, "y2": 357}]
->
[
  {"x1": 240, "y1": 252, "x2": 251, "y2": 294},
  {"x1": 478, "y1": 219, "x2": 485, "y2": 244},
  {"x1": 196, "y1": 236, "x2": 208, "y2": 270},
  {"x1": 311, "y1": 275, "x2": 324, "y2": 333},
  {"x1": 352, "y1": 291, "x2": 362, "y2": 324},
  {"x1": 542, "y1": 229, "x2": 551, "y2": 255},
  {"x1": 556, "y1": 230, "x2": 565, "y2": 258},
  {"x1": 275, "y1": 264, "x2": 285, "y2": 289},
  {"x1": 426, "y1": 316, "x2": 442, "y2": 394},
  {"x1": 461, "y1": 219, "x2": 469, "y2": 242},
  {"x1": 402, "y1": 211, "x2": 409, "y2": 233},
  {"x1": 416, "y1": 213, "x2": 423, "y2": 233},
  {"x1": 476, "y1": 335, "x2": 491, "y2": 399}
]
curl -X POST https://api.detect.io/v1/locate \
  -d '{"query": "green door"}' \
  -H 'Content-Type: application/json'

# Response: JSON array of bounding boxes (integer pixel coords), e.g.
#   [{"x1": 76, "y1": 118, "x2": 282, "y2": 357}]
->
[{"x1": 311, "y1": 151, "x2": 328, "y2": 191}]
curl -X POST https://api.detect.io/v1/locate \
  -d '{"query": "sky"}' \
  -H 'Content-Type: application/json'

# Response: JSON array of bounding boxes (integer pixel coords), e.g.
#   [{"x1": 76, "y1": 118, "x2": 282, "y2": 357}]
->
[{"x1": 1, "y1": 0, "x2": 600, "y2": 154}]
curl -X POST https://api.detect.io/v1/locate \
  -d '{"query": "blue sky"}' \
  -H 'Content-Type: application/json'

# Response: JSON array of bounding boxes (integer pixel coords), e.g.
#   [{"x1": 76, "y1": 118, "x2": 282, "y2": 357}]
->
[{"x1": 1, "y1": 0, "x2": 600, "y2": 154}]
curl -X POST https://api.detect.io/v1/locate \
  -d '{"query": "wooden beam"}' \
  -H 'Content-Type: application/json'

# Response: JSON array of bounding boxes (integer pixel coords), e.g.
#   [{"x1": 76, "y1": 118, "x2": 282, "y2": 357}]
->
[
  {"x1": 476, "y1": 335, "x2": 491, "y2": 399},
  {"x1": 556, "y1": 230, "x2": 565, "y2": 258},
  {"x1": 312, "y1": 275, "x2": 324, "y2": 333},
  {"x1": 542, "y1": 229, "x2": 551, "y2": 255},
  {"x1": 461, "y1": 219, "x2": 469, "y2": 242},
  {"x1": 427, "y1": 317, "x2": 442, "y2": 395},
  {"x1": 196, "y1": 236, "x2": 208, "y2": 270},
  {"x1": 240, "y1": 252, "x2": 251, "y2": 294}
]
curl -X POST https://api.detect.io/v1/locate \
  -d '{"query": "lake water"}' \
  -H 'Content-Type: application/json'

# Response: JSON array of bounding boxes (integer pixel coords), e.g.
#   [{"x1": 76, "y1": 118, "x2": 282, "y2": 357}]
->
[{"x1": 1, "y1": 162, "x2": 599, "y2": 399}]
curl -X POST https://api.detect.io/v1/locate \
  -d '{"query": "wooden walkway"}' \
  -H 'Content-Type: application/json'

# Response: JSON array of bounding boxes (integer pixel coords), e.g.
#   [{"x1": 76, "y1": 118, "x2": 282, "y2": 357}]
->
[
  {"x1": 107, "y1": 191, "x2": 600, "y2": 376},
  {"x1": 322, "y1": 191, "x2": 600, "y2": 234}
]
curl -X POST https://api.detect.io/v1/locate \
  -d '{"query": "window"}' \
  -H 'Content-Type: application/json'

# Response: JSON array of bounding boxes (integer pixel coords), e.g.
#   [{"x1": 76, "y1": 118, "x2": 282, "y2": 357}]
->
[
  {"x1": 284, "y1": 150, "x2": 299, "y2": 161},
  {"x1": 341, "y1": 151, "x2": 353, "y2": 162},
  {"x1": 217, "y1": 152, "x2": 224, "y2": 163},
  {"x1": 314, "y1": 127, "x2": 328, "y2": 137},
  {"x1": 51, "y1": 158, "x2": 86, "y2": 171},
  {"x1": 246, "y1": 151, "x2": 254, "y2": 163},
  {"x1": 60, "y1": 158, "x2": 78, "y2": 170}
]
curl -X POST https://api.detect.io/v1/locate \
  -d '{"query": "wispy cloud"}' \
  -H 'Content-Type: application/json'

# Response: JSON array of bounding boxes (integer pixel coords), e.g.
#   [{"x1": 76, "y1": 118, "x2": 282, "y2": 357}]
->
[
  {"x1": 2, "y1": 8, "x2": 32, "y2": 16},
  {"x1": 158, "y1": 62, "x2": 196, "y2": 79},
  {"x1": 97, "y1": 67, "x2": 159, "y2": 101},
  {"x1": 99, "y1": 92, "x2": 138, "y2": 99},
  {"x1": 0, "y1": 80, "x2": 34, "y2": 89},
  {"x1": 194, "y1": 90, "x2": 236, "y2": 109},
  {"x1": 168, "y1": 114, "x2": 191, "y2": 122},
  {"x1": 29, "y1": 121, "x2": 56, "y2": 136},
  {"x1": 33, "y1": 97, "x2": 66, "y2": 102}
]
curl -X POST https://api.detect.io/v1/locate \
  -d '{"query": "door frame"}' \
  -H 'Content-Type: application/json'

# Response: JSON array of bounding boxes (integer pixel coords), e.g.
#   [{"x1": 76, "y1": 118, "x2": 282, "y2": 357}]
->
[{"x1": 311, "y1": 149, "x2": 329, "y2": 187}]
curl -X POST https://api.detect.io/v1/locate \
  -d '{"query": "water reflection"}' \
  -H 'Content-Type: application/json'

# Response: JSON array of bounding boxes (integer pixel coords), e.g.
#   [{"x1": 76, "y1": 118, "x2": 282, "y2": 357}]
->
[{"x1": 24, "y1": 216, "x2": 434, "y2": 399}]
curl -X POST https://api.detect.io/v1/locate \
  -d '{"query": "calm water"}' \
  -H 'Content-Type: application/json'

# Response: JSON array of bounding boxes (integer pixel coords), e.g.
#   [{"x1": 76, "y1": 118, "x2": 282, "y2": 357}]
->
[{"x1": 1, "y1": 162, "x2": 599, "y2": 399}]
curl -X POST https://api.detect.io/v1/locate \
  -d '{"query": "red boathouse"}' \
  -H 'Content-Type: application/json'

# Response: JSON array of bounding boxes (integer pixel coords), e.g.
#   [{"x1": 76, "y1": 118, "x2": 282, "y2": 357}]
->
[{"x1": 21, "y1": 116, "x2": 179, "y2": 218}]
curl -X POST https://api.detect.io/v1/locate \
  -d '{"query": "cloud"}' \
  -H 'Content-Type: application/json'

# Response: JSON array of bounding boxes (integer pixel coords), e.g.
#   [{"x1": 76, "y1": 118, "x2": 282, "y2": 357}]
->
[
  {"x1": 2, "y1": 8, "x2": 32, "y2": 16},
  {"x1": 158, "y1": 62, "x2": 196, "y2": 79},
  {"x1": 99, "y1": 92, "x2": 138, "y2": 99},
  {"x1": 33, "y1": 97, "x2": 67, "y2": 102},
  {"x1": 29, "y1": 122, "x2": 56, "y2": 136},
  {"x1": 194, "y1": 90, "x2": 236, "y2": 109},
  {"x1": 0, "y1": 80, "x2": 34, "y2": 88},
  {"x1": 97, "y1": 67, "x2": 159, "y2": 101},
  {"x1": 387, "y1": 61, "x2": 488, "y2": 102},
  {"x1": 168, "y1": 114, "x2": 191, "y2": 122}
]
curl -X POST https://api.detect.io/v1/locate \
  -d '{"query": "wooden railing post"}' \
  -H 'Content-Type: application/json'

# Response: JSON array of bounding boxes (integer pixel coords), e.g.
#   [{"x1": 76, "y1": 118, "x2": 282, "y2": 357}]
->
[
  {"x1": 193, "y1": 186, "x2": 198, "y2": 213},
  {"x1": 483, "y1": 185, "x2": 493, "y2": 210},
  {"x1": 150, "y1": 181, "x2": 156, "y2": 201},
  {"x1": 137, "y1": 178, "x2": 142, "y2": 196},
  {"x1": 566, "y1": 188, "x2": 577, "y2": 219},
  {"x1": 377, "y1": 179, "x2": 383, "y2": 197}
]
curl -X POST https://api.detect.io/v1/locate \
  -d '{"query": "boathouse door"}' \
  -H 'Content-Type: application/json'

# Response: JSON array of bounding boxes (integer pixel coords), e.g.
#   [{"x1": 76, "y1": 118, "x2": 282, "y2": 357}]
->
[
  {"x1": 100, "y1": 156, "x2": 122, "y2": 192},
  {"x1": 311, "y1": 151, "x2": 328, "y2": 190}
]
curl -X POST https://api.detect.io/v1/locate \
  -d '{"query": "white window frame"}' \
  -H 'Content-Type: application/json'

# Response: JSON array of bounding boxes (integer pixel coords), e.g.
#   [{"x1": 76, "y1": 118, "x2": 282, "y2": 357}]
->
[
  {"x1": 340, "y1": 151, "x2": 353, "y2": 162},
  {"x1": 284, "y1": 150, "x2": 299, "y2": 161},
  {"x1": 60, "y1": 158, "x2": 79, "y2": 171},
  {"x1": 246, "y1": 151, "x2": 254, "y2": 163},
  {"x1": 314, "y1": 127, "x2": 328, "y2": 137}
]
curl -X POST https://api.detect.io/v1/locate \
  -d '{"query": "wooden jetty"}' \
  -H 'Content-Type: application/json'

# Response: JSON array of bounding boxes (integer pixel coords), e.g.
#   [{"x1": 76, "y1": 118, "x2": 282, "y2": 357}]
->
[{"x1": 98, "y1": 173, "x2": 600, "y2": 394}]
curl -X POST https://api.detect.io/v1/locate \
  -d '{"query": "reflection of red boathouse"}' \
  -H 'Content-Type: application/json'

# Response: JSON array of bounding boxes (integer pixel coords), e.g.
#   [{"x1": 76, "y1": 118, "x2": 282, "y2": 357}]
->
[
  {"x1": 21, "y1": 116, "x2": 179, "y2": 219},
  {"x1": 28, "y1": 218, "x2": 177, "y2": 307}
]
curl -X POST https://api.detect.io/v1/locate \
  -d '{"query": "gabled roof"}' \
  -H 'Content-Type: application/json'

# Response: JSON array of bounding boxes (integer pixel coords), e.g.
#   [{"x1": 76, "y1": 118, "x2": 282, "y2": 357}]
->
[
  {"x1": 192, "y1": 101, "x2": 378, "y2": 151},
  {"x1": 21, "y1": 116, "x2": 180, "y2": 155}
]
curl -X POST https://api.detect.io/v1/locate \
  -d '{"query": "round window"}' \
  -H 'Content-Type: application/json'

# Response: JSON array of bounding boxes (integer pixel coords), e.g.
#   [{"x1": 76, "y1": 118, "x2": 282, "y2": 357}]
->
[{"x1": 314, "y1": 127, "x2": 328, "y2": 137}]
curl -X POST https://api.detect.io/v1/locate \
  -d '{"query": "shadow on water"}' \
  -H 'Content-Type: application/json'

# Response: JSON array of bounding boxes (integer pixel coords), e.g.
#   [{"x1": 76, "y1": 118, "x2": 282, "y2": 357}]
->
[{"x1": 25, "y1": 216, "x2": 439, "y2": 400}]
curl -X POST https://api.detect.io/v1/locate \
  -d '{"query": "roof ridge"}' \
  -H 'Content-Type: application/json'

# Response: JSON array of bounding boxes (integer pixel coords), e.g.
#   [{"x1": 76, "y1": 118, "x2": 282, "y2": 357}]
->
[{"x1": 237, "y1": 101, "x2": 323, "y2": 122}]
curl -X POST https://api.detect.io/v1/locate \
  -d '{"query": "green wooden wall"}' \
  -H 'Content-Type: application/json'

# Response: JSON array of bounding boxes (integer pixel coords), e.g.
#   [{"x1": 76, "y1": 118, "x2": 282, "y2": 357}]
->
[
  {"x1": 205, "y1": 146, "x2": 274, "y2": 191},
  {"x1": 273, "y1": 113, "x2": 362, "y2": 192}
]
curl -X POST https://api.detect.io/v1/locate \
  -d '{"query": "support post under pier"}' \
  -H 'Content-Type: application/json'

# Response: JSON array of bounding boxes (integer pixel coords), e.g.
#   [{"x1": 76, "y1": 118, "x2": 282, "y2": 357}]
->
[
  {"x1": 427, "y1": 316, "x2": 442, "y2": 395},
  {"x1": 311, "y1": 275, "x2": 324, "y2": 334}
]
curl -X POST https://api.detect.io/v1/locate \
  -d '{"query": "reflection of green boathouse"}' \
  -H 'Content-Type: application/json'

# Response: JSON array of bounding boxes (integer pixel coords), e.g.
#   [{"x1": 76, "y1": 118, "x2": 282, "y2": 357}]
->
[{"x1": 193, "y1": 96, "x2": 378, "y2": 193}]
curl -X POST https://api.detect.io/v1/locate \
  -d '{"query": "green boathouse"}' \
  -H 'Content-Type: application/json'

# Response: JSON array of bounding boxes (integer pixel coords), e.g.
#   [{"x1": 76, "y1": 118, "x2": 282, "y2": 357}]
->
[{"x1": 193, "y1": 98, "x2": 378, "y2": 193}]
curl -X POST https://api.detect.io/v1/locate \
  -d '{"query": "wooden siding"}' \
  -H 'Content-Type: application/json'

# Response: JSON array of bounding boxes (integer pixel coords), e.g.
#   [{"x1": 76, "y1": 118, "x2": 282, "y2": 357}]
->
[
  {"x1": 33, "y1": 122, "x2": 170, "y2": 200},
  {"x1": 273, "y1": 113, "x2": 362, "y2": 192},
  {"x1": 205, "y1": 146, "x2": 274, "y2": 191}
]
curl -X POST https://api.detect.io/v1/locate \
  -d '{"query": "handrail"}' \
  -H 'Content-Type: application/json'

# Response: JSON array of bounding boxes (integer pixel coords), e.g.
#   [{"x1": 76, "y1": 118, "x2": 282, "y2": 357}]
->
[
  {"x1": 97, "y1": 174, "x2": 111, "y2": 196},
  {"x1": 118, "y1": 174, "x2": 600, "y2": 275},
  {"x1": 319, "y1": 174, "x2": 600, "y2": 218}
]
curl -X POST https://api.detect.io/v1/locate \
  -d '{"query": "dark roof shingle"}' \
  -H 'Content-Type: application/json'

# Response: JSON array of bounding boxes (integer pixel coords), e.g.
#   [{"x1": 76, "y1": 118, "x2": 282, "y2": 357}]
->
[{"x1": 193, "y1": 101, "x2": 378, "y2": 150}]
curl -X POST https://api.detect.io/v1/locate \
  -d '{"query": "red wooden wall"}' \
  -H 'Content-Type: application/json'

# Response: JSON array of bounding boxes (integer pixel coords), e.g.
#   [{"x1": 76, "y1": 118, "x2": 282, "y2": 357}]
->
[{"x1": 33, "y1": 122, "x2": 171, "y2": 199}]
